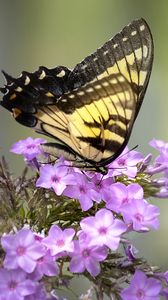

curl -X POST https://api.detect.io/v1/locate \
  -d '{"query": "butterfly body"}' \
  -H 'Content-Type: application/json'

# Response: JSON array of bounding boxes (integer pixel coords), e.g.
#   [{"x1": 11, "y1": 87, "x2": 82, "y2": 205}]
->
[{"x1": 0, "y1": 18, "x2": 153, "y2": 173}]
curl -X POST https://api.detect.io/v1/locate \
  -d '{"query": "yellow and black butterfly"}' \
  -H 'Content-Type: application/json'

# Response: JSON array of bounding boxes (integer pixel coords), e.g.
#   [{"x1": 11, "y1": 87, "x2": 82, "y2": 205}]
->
[{"x1": 0, "y1": 18, "x2": 153, "y2": 173}]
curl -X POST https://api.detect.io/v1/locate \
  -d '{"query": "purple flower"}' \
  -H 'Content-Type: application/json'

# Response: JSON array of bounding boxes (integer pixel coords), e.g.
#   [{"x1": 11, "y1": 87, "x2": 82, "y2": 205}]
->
[
  {"x1": 121, "y1": 199, "x2": 160, "y2": 231},
  {"x1": 155, "y1": 186, "x2": 168, "y2": 198},
  {"x1": 69, "y1": 234, "x2": 108, "y2": 276},
  {"x1": 149, "y1": 139, "x2": 168, "y2": 175},
  {"x1": 25, "y1": 283, "x2": 53, "y2": 300},
  {"x1": 121, "y1": 269, "x2": 162, "y2": 300},
  {"x1": 80, "y1": 208, "x2": 126, "y2": 250},
  {"x1": 29, "y1": 250, "x2": 59, "y2": 280},
  {"x1": 105, "y1": 183, "x2": 143, "y2": 213},
  {"x1": 42, "y1": 225, "x2": 75, "y2": 256},
  {"x1": 0, "y1": 268, "x2": 36, "y2": 299},
  {"x1": 10, "y1": 137, "x2": 46, "y2": 161},
  {"x1": 107, "y1": 146, "x2": 143, "y2": 178},
  {"x1": 63, "y1": 172, "x2": 98, "y2": 211},
  {"x1": 138, "y1": 153, "x2": 152, "y2": 172},
  {"x1": 124, "y1": 244, "x2": 138, "y2": 261},
  {"x1": 1, "y1": 228, "x2": 45, "y2": 273},
  {"x1": 36, "y1": 163, "x2": 74, "y2": 195},
  {"x1": 149, "y1": 138, "x2": 166, "y2": 151},
  {"x1": 91, "y1": 173, "x2": 114, "y2": 202},
  {"x1": 165, "y1": 271, "x2": 168, "y2": 283}
]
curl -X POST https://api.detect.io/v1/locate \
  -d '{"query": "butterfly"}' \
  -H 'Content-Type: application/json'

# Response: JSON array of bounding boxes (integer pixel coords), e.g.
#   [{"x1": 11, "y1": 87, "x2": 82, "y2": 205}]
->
[{"x1": 0, "y1": 18, "x2": 153, "y2": 174}]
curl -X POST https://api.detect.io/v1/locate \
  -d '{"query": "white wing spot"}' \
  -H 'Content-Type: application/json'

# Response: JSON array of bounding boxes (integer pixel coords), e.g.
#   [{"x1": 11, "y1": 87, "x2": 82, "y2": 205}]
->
[
  {"x1": 103, "y1": 50, "x2": 109, "y2": 55},
  {"x1": 81, "y1": 64, "x2": 87, "y2": 70},
  {"x1": 69, "y1": 94, "x2": 75, "y2": 99},
  {"x1": 56, "y1": 70, "x2": 66, "y2": 78},
  {"x1": 93, "y1": 57, "x2": 98, "y2": 62},
  {"x1": 102, "y1": 82, "x2": 109, "y2": 87},
  {"x1": 143, "y1": 45, "x2": 148, "y2": 58},
  {"x1": 24, "y1": 76, "x2": 30, "y2": 85},
  {"x1": 39, "y1": 70, "x2": 46, "y2": 80},
  {"x1": 123, "y1": 37, "x2": 128, "y2": 42},
  {"x1": 86, "y1": 87, "x2": 94, "y2": 93},
  {"x1": 7, "y1": 83, "x2": 13, "y2": 87},
  {"x1": 15, "y1": 86, "x2": 23, "y2": 92},
  {"x1": 61, "y1": 98, "x2": 67, "y2": 102},
  {"x1": 110, "y1": 78, "x2": 117, "y2": 84},
  {"x1": 140, "y1": 24, "x2": 145, "y2": 31},
  {"x1": 131, "y1": 30, "x2": 137, "y2": 36},
  {"x1": 77, "y1": 91, "x2": 85, "y2": 96},
  {"x1": 95, "y1": 85, "x2": 101, "y2": 89},
  {"x1": 113, "y1": 44, "x2": 118, "y2": 49}
]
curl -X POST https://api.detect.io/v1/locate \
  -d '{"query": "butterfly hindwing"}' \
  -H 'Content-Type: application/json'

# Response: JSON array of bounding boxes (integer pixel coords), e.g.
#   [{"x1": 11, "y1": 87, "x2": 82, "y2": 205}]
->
[{"x1": 0, "y1": 18, "x2": 154, "y2": 170}]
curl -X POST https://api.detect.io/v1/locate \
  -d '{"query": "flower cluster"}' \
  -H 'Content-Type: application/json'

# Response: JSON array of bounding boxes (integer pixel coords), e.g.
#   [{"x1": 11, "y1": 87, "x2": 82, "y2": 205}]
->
[
  {"x1": 0, "y1": 208, "x2": 126, "y2": 299},
  {"x1": 1, "y1": 137, "x2": 168, "y2": 299}
]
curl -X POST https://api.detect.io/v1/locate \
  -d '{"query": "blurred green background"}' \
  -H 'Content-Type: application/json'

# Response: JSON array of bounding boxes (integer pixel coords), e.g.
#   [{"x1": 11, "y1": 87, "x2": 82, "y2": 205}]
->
[{"x1": 0, "y1": 0, "x2": 168, "y2": 298}]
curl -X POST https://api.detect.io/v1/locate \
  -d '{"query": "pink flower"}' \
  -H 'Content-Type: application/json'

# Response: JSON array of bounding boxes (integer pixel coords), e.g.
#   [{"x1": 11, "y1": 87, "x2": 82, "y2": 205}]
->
[
  {"x1": 36, "y1": 163, "x2": 75, "y2": 195},
  {"x1": 42, "y1": 225, "x2": 75, "y2": 256},
  {"x1": 122, "y1": 199, "x2": 160, "y2": 231},
  {"x1": 29, "y1": 250, "x2": 59, "y2": 280},
  {"x1": 121, "y1": 269, "x2": 162, "y2": 300},
  {"x1": 10, "y1": 137, "x2": 46, "y2": 161},
  {"x1": 1, "y1": 228, "x2": 45, "y2": 273},
  {"x1": 0, "y1": 268, "x2": 36, "y2": 299},
  {"x1": 69, "y1": 234, "x2": 108, "y2": 276},
  {"x1": 63, "y1": 172, "x2": 98, "y2": 211},
  {"x1": 108, "y1": 146, "x2": 143, "y2": 178},
  {"x1": 80, "y1": 208, "x2": 126, "y2": 250},
  {"x1": 105, "y1": 183, "x2": 144, "y2": 213}
]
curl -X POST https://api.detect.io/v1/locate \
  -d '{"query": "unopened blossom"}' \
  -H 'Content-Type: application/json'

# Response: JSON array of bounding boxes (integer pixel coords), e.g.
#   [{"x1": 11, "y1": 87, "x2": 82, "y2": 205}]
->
[
  {"x1": 121, "y1": 269, "x2": 162, "y2": 300},
  {"x1": 149, "y1": 139, "x2": 168, "y2": 174},
  {"x1": 36, "y1": 163, "x2": 75, "y2": 195},
  {"x1": 1, "y1": 228, "x2": 45, "y2": 273},
  {"x1": 10, "y1": 137, "x2": 46, "y2": 161},
  {"x1": 107, "y1": 146, "x2": 143, "y2": 178},
  {"x1": 124, "y1": 244, "x2": 138, "y2": 261},
  {"x1": 63, "y1": 172, "x2": 98, "y2": 211},
  {"x1": 69, "y1": 234, "x2": 108, "y2": 276},
  {"x1": 80, "y1": 208, "x2": 126, "y2": 250},
  {"x1": 0, "y1": 268, "x2": 36, "y2": 299},
  {"x1": 105, "y1": 183, "x2": 143, "y2": 214},
  {"x1": 149, "y1": 138, "x2": 166, "y2": 151},
  {"x1": 42, "y1": 225, "x2": 75, "y2": 256},
  {"x1": 121, "y1": 199, "x2": 160, "y2": 231}
]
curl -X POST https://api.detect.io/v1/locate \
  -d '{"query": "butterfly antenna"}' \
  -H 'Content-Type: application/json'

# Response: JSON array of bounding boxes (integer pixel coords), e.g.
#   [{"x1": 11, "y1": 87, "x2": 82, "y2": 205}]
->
[
  {"x1": 107, "y1": 145, "x2": 139, "y2": 172},
  {"x1": 117, "y1": 145, "x2": 139, "y2": 160}
]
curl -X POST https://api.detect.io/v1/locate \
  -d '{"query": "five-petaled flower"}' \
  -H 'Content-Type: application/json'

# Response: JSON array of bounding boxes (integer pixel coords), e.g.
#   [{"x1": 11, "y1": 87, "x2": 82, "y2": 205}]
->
[
  {"x1": 10, "y1": 137, "x2": 46, "y2": 161},
  {"x1": 80, "y1": 208, "x2": 126, "y2": 250},
  {"x1": 69, "y1": 233, "x2": 108, "y2": 276},
  {"x1": 42, "y1": 225, "x2": 75, "y2": 256},
  {"x1": 1, "y1": 228, "x2": 46, "y2": 273},
  {"x1": 121, "y1": 269, "x2": 162, "y2": 300},
  {"x1": 36, "y1": 163, "x2": 75, "y2": 195}
]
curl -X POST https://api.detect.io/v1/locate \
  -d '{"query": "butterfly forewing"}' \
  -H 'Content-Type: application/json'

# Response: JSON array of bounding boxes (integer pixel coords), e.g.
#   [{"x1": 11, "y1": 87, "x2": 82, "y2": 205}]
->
[
  {"x1": 0, "y1": 18, "x2": 153, "y2": 169},
  {"x1": 69, "y1": 18, "x2": 153, "y2": 103},
  {"x1": 36, "y1": 73, "x2": 135, "y2": 164}
]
